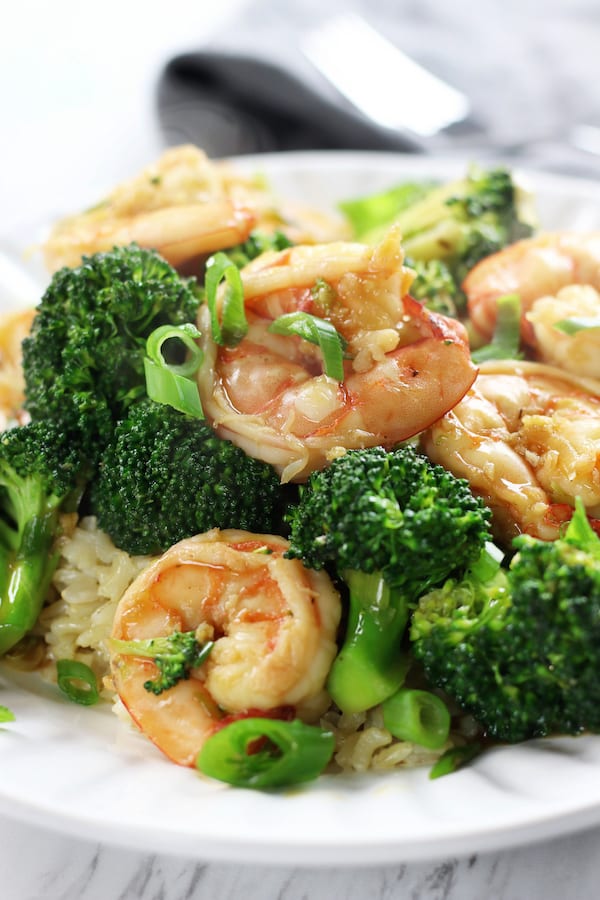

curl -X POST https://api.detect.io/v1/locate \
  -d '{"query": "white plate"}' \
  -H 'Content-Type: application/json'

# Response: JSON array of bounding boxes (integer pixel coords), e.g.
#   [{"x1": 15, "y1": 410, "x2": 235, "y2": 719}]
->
[{"x1": 2, "y1": 150, "x2": 600, "y2": 867}]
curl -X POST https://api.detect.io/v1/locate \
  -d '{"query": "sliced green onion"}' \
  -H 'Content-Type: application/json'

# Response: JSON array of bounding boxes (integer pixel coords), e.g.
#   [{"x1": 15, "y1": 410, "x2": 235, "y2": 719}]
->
[
  {"x1": 56, "y1": 660, "x2": 99, "y2": 706},
  {"x1": 311, "y1": 278, "x2": 337, "y2": 315},
  {"x1": 382, "y1": 688, "x2": 450, "y2": 750},
  {"x1": 268, "y1": 311, "x2": 347, "y2": 381},
  {"x1": 205, "y1": 252, "x2": 248, "y2": 347},
  {"x1": 429, "y1": 743, "x2": 482, "y2": 779},
  {"x1": 0, "y1": 705, "x2": 14, "y2": 723},
  {"x1": 563, "y1": 497, "x2": 600, "y2": 553},
  {"x1": 196, "y1": 717, "x2": 335, "y2": 789},
  {"x1": 144, "y1": 359, "x2": 204, "y2": 418},
  {"x1": 144, "y1": 323, "x2": 204, "y2": 418},
  {"x1": 471, "y1": 293, "x2": 522, "y2": 363},
  {"x1": 468, "y1": 541, "x2": 505, "y2": 582},
  {"x1": 554, "y1": 317, "x2": 600, "y2": 335},
  {"x1": 146, "y1": 323, "x2": 204, "y2": 377}
]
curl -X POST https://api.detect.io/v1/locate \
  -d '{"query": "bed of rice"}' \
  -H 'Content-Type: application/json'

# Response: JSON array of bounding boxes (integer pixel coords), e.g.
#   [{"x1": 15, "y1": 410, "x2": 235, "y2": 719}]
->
[
  {"x1": 35, "y1": 516, "x2": 463, "y2": 772},
  {"x1": 36, "y1": 516, "x2": 153, "y2": 691}
]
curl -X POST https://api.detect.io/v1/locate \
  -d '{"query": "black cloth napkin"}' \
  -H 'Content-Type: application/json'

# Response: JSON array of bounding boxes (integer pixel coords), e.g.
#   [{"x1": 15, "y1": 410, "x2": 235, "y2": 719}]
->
[{"x1": 156, "y1": 0, "x2": 600, "y2": 174}]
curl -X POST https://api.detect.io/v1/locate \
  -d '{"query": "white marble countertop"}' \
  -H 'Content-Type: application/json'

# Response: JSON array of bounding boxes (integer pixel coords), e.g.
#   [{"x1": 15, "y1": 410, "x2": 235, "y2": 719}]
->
[
  {"x1": 3, "y1": 2, "x2": 600, "y2": 897},
  {"x1": 4, "y1": 813, "x2": 600, "y2": 899}
]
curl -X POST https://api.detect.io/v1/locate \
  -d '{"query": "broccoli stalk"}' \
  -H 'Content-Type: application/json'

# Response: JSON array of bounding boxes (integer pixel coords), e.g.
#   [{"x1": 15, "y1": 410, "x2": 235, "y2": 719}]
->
[
  {"x1": 339, "y1": 181, "x2": 435, "y2": 239},
  {"x1": 0, "y1": 422, "x2": 85, "y2": 655},
  {"x1": 110, "y1": 630, "x2": 214, "y2": 695},
  {"x1": 411, "y1": 499, "x2": 600, "y2": 743},
  {"x1": 326, "y1": 570, "x2": 411, "y2": 713},
  {"x1": 286, "y1": 446, "x2": 492, "y2": 714}
]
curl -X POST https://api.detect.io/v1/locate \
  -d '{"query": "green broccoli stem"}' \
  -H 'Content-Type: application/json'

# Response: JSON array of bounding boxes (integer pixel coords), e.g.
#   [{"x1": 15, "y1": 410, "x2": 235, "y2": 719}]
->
[
  {"x1": 393, "y1": 181, "x2": 468, "y2": 242},
  {"x1": 0, "y1": 510, "x2": 59, "y2": 655},
  {"x1": 327, "y1": 570, "x2": 411, "y2": 714},
  {"x1": 401, "y1": 218, "x2": 466, "y2": 262},
  {"x1": 0, "y1": 519, "x2": 17, "y2": 553}
]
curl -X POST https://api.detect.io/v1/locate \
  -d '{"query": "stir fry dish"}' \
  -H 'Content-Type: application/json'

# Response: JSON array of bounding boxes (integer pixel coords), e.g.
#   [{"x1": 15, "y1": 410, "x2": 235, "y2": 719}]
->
[{"x1": 1, "y1": 144, "x2": 600, "y2": 791}]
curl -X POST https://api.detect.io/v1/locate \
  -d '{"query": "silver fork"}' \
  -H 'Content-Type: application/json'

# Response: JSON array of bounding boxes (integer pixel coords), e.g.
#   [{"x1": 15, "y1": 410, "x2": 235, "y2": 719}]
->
[
  {"x1": 301, "y1": 12, "x2": 600, "y2": 169},
  {"x1": 301, "y1": 13, "x2": 473, "y2": 143}
]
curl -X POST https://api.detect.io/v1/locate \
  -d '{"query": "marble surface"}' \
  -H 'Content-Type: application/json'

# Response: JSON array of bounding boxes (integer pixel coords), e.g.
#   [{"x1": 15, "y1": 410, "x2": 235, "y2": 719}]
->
[
  {"x1": 3, "y1": 2, "x2": 600, "y2": 897},
  {"x1": 3, "y1": 813, "x2": 600, "y2": 899}
]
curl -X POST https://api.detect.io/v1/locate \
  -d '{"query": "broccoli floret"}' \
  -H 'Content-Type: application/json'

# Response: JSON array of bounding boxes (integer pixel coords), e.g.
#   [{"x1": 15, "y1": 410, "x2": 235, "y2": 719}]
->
[
  {"x1": 341, "y1": 168, "x2": 534, "y2": 312},
  {"x1": 0, "y1": 422, "x2": 86, "y2": 655},
  {"x1": 92, "y1": 400, "x2": 287, "y2": 556},
  {"x1": 411, "y1": 500, "x2": 600, "y2": 743},
  {"x1": 224, "y1": 230, "x2": 293, "y2": 269},
  {"x1": 111, "y1": 630, "x2": 213, "y2": 695},
  {"x1": 396, "y1": 168, "x2": 534, "y2": 276},
  {"x1": 405, "y1": 258, "x2": 460, "y2": 317},
  {"x1": 285, "y1": 446, "x2": 492, "y2": 712},
  {"x1": 22, "y1": 244, "x2": 201, "y2": 465}
]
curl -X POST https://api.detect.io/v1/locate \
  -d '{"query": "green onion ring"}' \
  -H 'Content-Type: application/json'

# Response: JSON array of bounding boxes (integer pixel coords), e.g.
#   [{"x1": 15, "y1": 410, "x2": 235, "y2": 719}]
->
[
  {"x1": 0, "y1": 705, "x2": 15, "y2": 723},
  {"x1": 205, "y1": 252, "x2": 248, "y2": 347},
  {"x1": 429, "y1": 743, "x2": 482, "y2": 779},
  {"x1": 144, "y1": 324, "x2": 204, "y2": 418},
  {"x1": 56, "y1": 659, "x2": 100, "y2": 706},
  {"x1": 268, "y1": 311, "x2": 346, "y2": 381},
  {"x1": 382, "y1": 688, "x2": 450, "y2": 750},
  {"x1": 146, "y1": 323, "x2": 203, "y2": 377},
  {"x1": 196, "y1": 717, "x2": 335, "y2": 789},
  {"x1": 554, "y1": 316, "x2": 600, "y2": 335}
]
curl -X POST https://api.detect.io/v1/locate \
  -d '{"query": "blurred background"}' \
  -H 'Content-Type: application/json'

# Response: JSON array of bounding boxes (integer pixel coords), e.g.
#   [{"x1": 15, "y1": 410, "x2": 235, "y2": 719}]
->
[
  {"x1": 0, "y1": 0, "x2": 243, "y2": 225},
  {"x1": 3, "y1": 0, "x2": 600, "y2": 228}
]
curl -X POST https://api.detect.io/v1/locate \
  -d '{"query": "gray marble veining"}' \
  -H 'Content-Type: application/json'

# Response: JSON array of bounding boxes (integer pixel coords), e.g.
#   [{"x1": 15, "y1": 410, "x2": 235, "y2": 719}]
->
[{"x1": 3, "y1": 815, "x2": 600, "y2": 899}]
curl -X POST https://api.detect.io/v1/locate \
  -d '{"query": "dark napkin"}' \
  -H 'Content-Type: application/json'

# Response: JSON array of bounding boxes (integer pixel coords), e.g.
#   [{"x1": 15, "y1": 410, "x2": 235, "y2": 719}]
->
[
  {"x1": 156, "y1": 0, "x2": 600, "y2": 173},
  {"x1": 156, "y1": 0, "x2": 433, "y2": 156}
]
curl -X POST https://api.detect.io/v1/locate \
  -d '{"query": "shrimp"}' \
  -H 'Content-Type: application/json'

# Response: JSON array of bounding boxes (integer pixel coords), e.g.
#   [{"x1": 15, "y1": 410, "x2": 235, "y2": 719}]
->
[
  {"x1": 464, "y1": 232, "x2": 600, "y2": 375},
  {"x1": 0, "y1": 307, "x2": 36, "y2": 429},
  {"x1": 109, "y1": 529, "x2": 341, "y2": 767},
  {"x1": 421, "y1": 359, "x2": 600, "y2": 544},
  {"x1": 525, "y1": 284, "x2": 600, "y2": 379},
  {"x1": 43, "y1": 144, "x2": 349, "y2": 273},
  {"x1": 197, "y1": 229, "x2": 477, "y2": 482},
  {"x1": 43, "y1": 145, "x2": 256, "y2": 272}
]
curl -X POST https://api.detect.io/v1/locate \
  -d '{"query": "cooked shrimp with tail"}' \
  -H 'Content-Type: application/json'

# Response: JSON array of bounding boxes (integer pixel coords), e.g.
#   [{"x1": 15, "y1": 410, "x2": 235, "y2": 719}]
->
[
  {"x1": 198, "y1": 228, "x2": 477, "y2": 482},
  {"x1": 465, "y1": 231, "x2": 600, "y2": 378},
  {"x1": 421, "y1": 360, "x2": 600, "y2": 544},
  {"x1": 43, "y1": 146, "x2": 256, "y2": 272},
  {"x1": 109, "y1": 529, "x2": 341, "y2": 767},
  {"x1": 43, "y1": 145, "x2": 349, "y2": 273}
]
